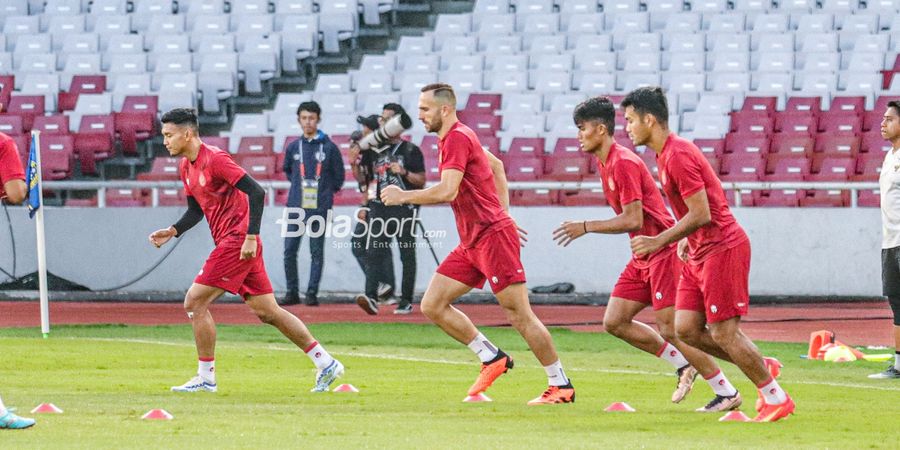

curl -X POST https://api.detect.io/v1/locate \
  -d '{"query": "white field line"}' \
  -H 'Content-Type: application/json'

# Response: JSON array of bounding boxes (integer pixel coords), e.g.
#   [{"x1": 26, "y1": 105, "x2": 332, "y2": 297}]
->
[{"x1": 68, "y1": 337, "x2": 900, "y2": 393}]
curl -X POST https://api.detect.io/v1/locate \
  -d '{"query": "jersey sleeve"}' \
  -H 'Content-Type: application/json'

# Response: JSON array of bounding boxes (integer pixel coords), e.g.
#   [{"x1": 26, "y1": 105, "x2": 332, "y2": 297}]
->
[
  {"x1": 438, "y1": 131, "x2": 469, "y2": 173},
  {"x1": 666, "y1": 152, "x2": 705, "y2": 199},
  {"x1": 612, "y1": 160, "x2": 644, "y2": 206},
  {"x1": 0, "y1": 138, "x2": 25, "y2": 184},
  {"x1": 211, "y1": 152, "x2": 248, "y2": 187}
]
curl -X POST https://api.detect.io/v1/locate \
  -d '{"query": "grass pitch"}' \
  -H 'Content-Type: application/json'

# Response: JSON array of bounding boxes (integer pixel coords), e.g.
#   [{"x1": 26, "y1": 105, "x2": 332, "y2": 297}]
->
[{"x1": 1, "y1": 323, "x2": 899, "y2": 449}]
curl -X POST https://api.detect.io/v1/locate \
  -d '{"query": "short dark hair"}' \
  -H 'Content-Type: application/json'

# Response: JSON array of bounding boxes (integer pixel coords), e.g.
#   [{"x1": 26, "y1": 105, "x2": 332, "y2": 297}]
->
[
  {"x1": 573, "y1": 97, "x2": 616, "y2": 136},
  {"x1": 888, "y1": 100, "x2": 900, "y2": 116},
  {"x1": 420, "y1": 83, "x2": 457, "y2": 107},
  {"x1": 621, "y1": 86, "x2": 669, "y2": 126},
  {"x1": 383, "y1": 103, "x2": 406, "y2": 116},
  {"x1": 160, "y1": 108, "x2": 199, "y2": 132},
  {"x1": 297, "y1": 101, "x2": 321, "y2": 117}
]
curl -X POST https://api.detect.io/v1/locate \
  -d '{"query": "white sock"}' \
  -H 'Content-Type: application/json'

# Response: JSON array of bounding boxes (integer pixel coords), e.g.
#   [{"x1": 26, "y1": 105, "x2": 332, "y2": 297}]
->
[
  {"x1": 894, "y1": 352, "x2": 900, "y2": 371},
  {"x1": 0, "y1": 395, "x2": 7, "y2": 416},
  {"x1": 704, "y1": 370, "x2": 738, "y2": 397},
  {"x1": 305, "y1": 341, "x2": 335, "y2": 370},
  {"x1": 656, "y1": 342, "x2": 689, "y2": 369},
  {"x1": 544, "y1": 360, "x2": 570, "y2": 387},
  {"x1": 758, "y1": 377, "x2": 788, "y2": 405},
  {"x1": 198, "y1": 358, "x2": 215, "y2": 383},
  {"x1": 467, "y1": 332, "x2": 499, "y2": 363}
]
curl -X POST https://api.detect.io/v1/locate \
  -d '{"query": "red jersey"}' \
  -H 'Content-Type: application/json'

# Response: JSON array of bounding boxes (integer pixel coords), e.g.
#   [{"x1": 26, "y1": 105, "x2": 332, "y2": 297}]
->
[
  {"x1": 598, "y1": 142, "x2": 676, "y2": 268},
  {"x1": 657, "y1": 134, "x2": 748, "y2": 262},
  {"x1": 438, "y1": 121, "x2": 513, "y2": 248},
  {"x1": 0, "y1": 133, "x2": 25, "y2": 200},
  {"x1": 180, "y1": 143, "x2": 252, "y2": 246}
]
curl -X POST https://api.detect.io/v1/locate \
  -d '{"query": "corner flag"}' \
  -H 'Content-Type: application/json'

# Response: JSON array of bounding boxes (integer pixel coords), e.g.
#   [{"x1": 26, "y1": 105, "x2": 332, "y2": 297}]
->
[{"x1": 26, "y1": 132, "x2": 40, "y2": 218}]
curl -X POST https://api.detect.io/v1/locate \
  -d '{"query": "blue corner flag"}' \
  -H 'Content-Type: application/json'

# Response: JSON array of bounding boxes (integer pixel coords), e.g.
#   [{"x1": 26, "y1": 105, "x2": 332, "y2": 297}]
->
[{"x1": 26, "y1": 133, "x2": 40, "y2": 218}]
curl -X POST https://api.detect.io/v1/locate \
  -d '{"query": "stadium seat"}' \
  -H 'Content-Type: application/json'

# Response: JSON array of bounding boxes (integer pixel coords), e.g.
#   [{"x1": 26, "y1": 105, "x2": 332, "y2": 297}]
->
[
  {"x1": 138, "y1": 156, "x2": 181, "y2": 181},
  {"x1": 854, "y1": 152, "x2": 883, "y2": 181},
  {"x1": 511, "y1": 188, "x2": 557, "y2": 206},
  {"x1": 756, "y1": 189, "x2": 803, "y2": 207},
  {"x1": 58, "y1": 75, "x2": 106, "y2": 113},
  {"x1": 694, "y1": 139, "x2": 726, "y2": 157},
  {"x1": 818, "y1": 111, "x2": 863, "y2": 135},
  {"x1": 857, "y1": 188, "x2": 880, "y2": 207},
  {"x1": 808, "y1": 156, "x2": 855, "y2": 181},
  {"x1": 32, "y1": 115, "x2": 70, "y2": 135},
  {"x1": 558, "y1": 188, "x2": 608, "y2": 206},
  {"x1": 775, "y1": 113, "x2": 817, "y2": 135},
  {"x1": 40, "y1": 134, "x2": 75, "y2": 180},
  {"x1": 105, "y1": 188, "x2": 147, "y2": 207},
  {"x1": 725, "y1": 134, "x2": 771, "y2": 156},
  {"x1": 720, "y1": 153, "x2": 765, "y2": 181},
  {"x1": 800, "y1": 190, "x2": 849, "y2": 207},
  {"x1": 237, "y1": 155, "x2": 277, "y2": 179},
  {"x1": 730, "y1": 112, "x2": 775, "y2": 134},
  {"x1": 236, "y1": 136, "x2": 274, "y2": 155},
  {"x1": 5, "y1": 95, "x2": 45, "y2": 130},
  {"x1": 816, "y1": 135, "x2": 861, "y2": 157},
  {"x1": 0, "y1": 114, "x2": 25, "y2": 136},
  {"x1": 544, "y1": 152, "x2": 590, "y2": 181},
  {"x1": 73, "y1": 114, "x2": 115, "y2": 175},
  {"x1": 725, "y1": 189, "x2": 756, "y2": 207},
  {"x1": 766, "y1": 155, "x2": 811, "y2": 181},
  {"x1": 156, "y1": 187, "x2": 187, "y2": 206}
]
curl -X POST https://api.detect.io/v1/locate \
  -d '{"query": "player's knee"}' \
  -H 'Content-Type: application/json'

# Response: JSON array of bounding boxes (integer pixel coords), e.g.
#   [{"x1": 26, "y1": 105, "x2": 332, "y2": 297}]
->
[
  {"x1": 253, "y1": 307, "x2": 278, "y2": 325},
  {"x1": 709, "y1": 326, "x2": 736, "y2": 348},
  {"x1": 889, "y1": 297, "x2": 900, "y2": 325},
  {"x1": 658, "y1": 325, "x2": 677, "y2": 343},
  {"x1": 675, "y1": 322, "x2": 700, "y2": 345},
  {"x1": 183, "y1": 293, "x2": 206, "y2": 315},
  {"x1": 603, "y1": 313, "x2": 627, "y2": 337}
]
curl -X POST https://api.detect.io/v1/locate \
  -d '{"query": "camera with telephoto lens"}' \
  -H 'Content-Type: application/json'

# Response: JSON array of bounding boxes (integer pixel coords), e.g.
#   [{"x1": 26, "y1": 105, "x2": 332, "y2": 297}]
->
[{"x1": 353, "y1": 113, "x2": 413, "y2": 153}]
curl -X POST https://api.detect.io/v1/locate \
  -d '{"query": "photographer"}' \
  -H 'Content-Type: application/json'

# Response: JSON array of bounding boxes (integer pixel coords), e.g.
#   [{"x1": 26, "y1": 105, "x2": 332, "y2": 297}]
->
[{"x1": 351, "y1": 104, "x2": 426, "y2": 315}]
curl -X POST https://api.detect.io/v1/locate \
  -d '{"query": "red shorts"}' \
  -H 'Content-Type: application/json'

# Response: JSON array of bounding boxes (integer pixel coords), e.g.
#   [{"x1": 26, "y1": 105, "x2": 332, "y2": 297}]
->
[
  {"x1": 437, "y1": 224, "x2": 526, "y2": 293},
  {"x1": 611, "y1": 250, "x2": 681, "y2": 311},
  {"x1": 675, "y1": 239, "x2": 751, "y2": 323},
  {"x1": 195, "y1": 239, "x2": 273, "y2": 299}
]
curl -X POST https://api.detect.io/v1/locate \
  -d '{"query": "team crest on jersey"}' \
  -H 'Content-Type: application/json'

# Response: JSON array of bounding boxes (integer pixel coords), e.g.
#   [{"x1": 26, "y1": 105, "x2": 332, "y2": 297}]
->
[
  {"x1": 608, "y1": 179, "x2": 616, "y2": 191},
  {"x1": 199, "y1": 173, "x2": 207, "y2": 187},
  {"x1": 660, "y1": 170, "x2": 667, "y2": 185}
]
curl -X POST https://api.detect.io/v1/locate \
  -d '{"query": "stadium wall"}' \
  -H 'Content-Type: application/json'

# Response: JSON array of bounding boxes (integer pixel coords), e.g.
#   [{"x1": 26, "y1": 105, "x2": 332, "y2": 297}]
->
[{"x1": 0, "y1": 206, "x2": 881, "y2": 297}]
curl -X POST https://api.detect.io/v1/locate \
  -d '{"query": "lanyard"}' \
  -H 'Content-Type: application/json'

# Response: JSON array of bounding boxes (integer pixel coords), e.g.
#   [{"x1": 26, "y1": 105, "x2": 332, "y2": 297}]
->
[{"x1": 299, "y1": 143, "x2": 324, "y2": 181}]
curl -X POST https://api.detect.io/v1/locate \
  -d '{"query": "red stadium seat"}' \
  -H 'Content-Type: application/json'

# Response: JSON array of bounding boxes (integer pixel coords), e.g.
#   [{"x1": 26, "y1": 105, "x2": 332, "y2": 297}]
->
[
  {"x1": 725, "y1": 133, "x2": 770, "y2": 156},
  {"x1": 800, "y1": 190, "x2": 849, "y2": 207},
  {"x1": 479, "y1": 135, "x2": 501, "y2": 155},
  {"x1": 40, "y1": 134, "x2": 74, "y2": 180},
  {"x1": 0, "y1": 76, "x2": 13, "y2": 114},
  {"x1": 157, "y1": 187, "x2": 186, "y2": 206},
  {"x1": 464, "y1": 94, "x2": 501, "y2": 113},
  {"x1": 694, "y1": 139, "x2": 726, "y2": 157},
  {"x1": 829, "y1": 97, "x2": 866, "y2": 115},
  {"x1": 807, "y1": 156, "x2": 854, "y2": 181},
  {"x1": 139, "y1": 157, "x2": 181, "y2": 180},
  {"x1": 730, "y1": 111, "x2": 775, "y2": 134},
  {"x1": 770, "y1": 134, "x2": 814, "y2": 157},
  {"x1": 875, "y1": 96, "x2": 893, "y2": 112},
  {"x1": 12, "y1": 135, "x2": 29, "y2": 163},
  {"x1": 0, "y1": 114, "x2": 25, "y2": 136},
  {"x1": 502, "y1": 155, "x2": 544, "y2": 181},
  {"x1": 106, "y1": 188, "x2": 147, "y2": 207},
  {"x1": 815, "y1": 135, "x2": 861, "y2": 157},
  {"x1": 237, "y1": 136, "x2": 274, "y2": 155},
  {"x1": 237, "y1": 155, "x2": 277, "y2": 179},
  {"x1": 785, "y1": 97, "x2": 822, "y2": 114},
  {"x1": 704, "y1": 154, "x2": 721, "y2": 175},
  {"x1": 507, "y1": 137, "x2": 545, "y2": 158},
  {"x1": 558, "y1": 188, "x2": 608, "y2": 206},
  {"x1": 65, "y1": 196, "x2": 98, "y2": 207},
  {"x1": 457, "y1": 111, "x2": 500, "y2": 136},
  {"x1": 725, "y1": 189, "x2": 756, "y2": 207},
  {"x1": 741, "y1": 97, "x2": 777, "y2": 114},
  {"x1": 721, "y1": 153, "x2": 765, "y2": 181},
  {"x1": 420, "y1": 135, "x2": 439, "y2": 155},
  {"x1": 6, "y1": 95, "x2": 45, "y2": 131},
  {"x1": 511, "y1": 188, "x2": 557, "y2": 206},
  {"x1": 766, "y1": 155, "x2": 810, "y2": 181},
  {"x1": 544, "y1": 154, "x2": 590, "y2": 181},
  {"x1": 330, "y1": 134, "x2": 351, "y2": 153},
  {"x1": 58, "y1": 75, "x2": 107, "y2": 112},
  {"x1": 634, "y1": 148, "x2": 660, "y2": 179},
  {"x1": 117, "y1": 95, "x2": 158, "y2": 155},
  {"x1": 202, "y1": 136, "x2": 230, "y2": 151},
  {"x1": 74, "y1": 115, "x2": 115, "y2": 175},
  {"x1": 333, "y1": 189, "x2": 364, "y2": 206},
  {"x1": 817, "y1": 111, "x2": 862, "y2": 135},
  {"x1": 861, "y1": 132, "x2": 891, "y2": 153},
  {"x1": 863, "y1": 109, "x2": 884, "y2": 132},
  {"x1": 756, "y1": 189, "x2": 803, "y2": 207},
  {"x1": 857, "y1": 188, "x2": 880, "y2": 207},
  {"x1": 32, "y1": 115, "x2": 70, "y2": 135},
  {"x1": 853, "y1": 152, "x2": 883, "y2": 181},
  {"x1": 775, "y1": 112, "x2": 817, "y2": 135}
]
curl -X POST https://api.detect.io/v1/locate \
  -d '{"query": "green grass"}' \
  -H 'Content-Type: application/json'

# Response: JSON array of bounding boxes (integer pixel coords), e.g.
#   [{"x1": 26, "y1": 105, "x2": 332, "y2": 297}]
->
[{"x1": 1, "y1": 323, "x2": 899, "y2": 449}]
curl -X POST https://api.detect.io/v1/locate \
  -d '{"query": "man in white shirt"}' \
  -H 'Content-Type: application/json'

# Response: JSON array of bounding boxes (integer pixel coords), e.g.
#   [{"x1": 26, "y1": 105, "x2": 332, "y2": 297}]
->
[{"x1": 874, "y1": 100, "x2": 900, "y2": 379}]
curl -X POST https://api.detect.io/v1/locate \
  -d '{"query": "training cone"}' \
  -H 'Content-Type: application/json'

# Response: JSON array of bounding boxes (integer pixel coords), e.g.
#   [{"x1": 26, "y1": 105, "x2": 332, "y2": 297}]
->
[
  {"x1": 333, "y1": 384, "x2": 359, "y2": 393},
  {"x1": 141, "y1": 409, "x2": 174, "y2": 420},
  {"x1": 719, "y1": 411, "x2": 751, "y2": 422},
  {"x1": 604, "y1": 402, "x2": 636, "y2": 412},
  {"x1": 31, "y1": 403, "x2": 63, "y2": 414},
  {"x1": 462, "y1": 393, "x2": 492, "y2": 403}
]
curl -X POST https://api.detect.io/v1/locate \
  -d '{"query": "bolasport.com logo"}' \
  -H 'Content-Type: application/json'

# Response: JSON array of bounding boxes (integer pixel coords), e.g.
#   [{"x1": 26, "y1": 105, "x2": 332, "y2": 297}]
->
[{"x1": 275, "y1": 207, "x2": 447, "y2": 249}]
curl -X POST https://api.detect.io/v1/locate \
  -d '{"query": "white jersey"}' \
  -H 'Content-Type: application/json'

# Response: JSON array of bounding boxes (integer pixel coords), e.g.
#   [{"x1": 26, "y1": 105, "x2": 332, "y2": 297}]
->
[{"x1": 880, "y1": 147, "x2": 900, "y2": 249}]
